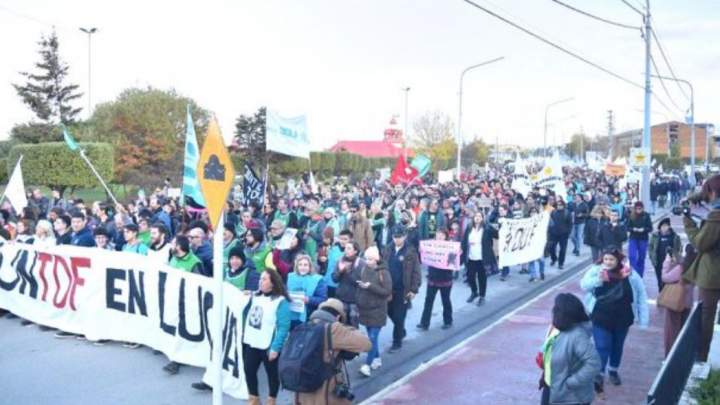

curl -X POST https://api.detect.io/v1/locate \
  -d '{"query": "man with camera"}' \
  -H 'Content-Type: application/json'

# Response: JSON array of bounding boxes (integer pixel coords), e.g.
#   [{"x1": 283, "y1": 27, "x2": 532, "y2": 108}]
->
[
  {"x1": 293, "y1": 298, "x2": 371, "y2": 404},
  {"x1": 679, "y1": 174, "x2": 720, "y2": 362}
]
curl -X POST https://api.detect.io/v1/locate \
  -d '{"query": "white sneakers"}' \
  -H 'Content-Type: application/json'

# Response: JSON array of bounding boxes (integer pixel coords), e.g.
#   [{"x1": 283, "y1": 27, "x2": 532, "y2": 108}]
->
[
  {"x1": 359, "y1": 364, "x2": 372, "y2": 377},
  {"x1": 371, "y1": 357, "x2": 382, "y2": 370}
]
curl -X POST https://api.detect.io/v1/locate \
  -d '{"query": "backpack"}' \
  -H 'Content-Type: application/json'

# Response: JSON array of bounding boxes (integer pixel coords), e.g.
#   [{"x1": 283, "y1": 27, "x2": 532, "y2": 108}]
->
[{"x1": 279, "y1": 320, "x2": 335, "y2": 393}]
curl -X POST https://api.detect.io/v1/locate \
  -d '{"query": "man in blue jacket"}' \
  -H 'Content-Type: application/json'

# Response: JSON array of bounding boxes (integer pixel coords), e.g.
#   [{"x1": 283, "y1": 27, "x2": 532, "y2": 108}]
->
[
  {"x1": 70, "y1": 212, "x2": 96, "y2": 247},
  {"x1": 188, "y1": 227, "x2": 213, "y2": 277}
]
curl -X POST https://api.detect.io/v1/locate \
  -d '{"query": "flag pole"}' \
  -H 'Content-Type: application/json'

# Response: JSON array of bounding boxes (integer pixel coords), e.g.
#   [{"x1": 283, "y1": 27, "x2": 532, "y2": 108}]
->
[
  {"x1": 79, "y1": 149, "x2": 119, "y2": 205},
  {"x1": 388, "y1": 172, "x2": 421, "y2": 211}
]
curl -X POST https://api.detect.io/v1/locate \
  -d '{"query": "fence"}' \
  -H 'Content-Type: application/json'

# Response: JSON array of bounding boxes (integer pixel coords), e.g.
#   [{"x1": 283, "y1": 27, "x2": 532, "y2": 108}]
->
[{"x1": 647, "y1": 302, "x2": 703, "y2": 405}]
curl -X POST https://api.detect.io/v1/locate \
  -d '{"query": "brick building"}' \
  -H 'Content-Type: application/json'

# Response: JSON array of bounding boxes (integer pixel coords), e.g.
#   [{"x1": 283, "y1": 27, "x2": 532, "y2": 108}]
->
[{"x1": 612, "y1": 121, "x2": 718, "y2": 161}]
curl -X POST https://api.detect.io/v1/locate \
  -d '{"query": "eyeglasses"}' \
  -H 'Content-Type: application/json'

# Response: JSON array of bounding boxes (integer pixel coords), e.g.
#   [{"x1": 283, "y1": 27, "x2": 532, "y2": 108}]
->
[
  {"x1": 350, "y1": 210, "x2": 357, "y2": 213},
  {"x1": 189, "y1": 235, "x2": 200, "y2": 239}
]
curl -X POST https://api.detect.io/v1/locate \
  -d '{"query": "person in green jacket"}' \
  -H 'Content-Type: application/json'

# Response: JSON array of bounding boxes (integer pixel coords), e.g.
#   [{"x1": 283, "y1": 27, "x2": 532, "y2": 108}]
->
[
  {"x1": 222, "y1": 222, "x2": 240, "y2": 268},
  {"x1": 681, "y1": 174, "x2": 720, "y2": 362},
  {"x1": 244, "y1": 228, "x2": 272, "y2": 272},
  {"x1": 137, "y1": 218, "x2": 151, "y2": 246},
  {"x1": 169, "y1": 236, "x2": 204, "y2": 274},
  {"x1": 226, "y1": 246, "x2": 261, "y2": 292}
]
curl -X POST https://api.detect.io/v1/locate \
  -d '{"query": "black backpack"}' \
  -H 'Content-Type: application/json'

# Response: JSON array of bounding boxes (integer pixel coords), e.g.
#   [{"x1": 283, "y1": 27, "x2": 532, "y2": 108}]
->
[{"x1": 279, "y1": 320, "x2": 335, "y2": 393}]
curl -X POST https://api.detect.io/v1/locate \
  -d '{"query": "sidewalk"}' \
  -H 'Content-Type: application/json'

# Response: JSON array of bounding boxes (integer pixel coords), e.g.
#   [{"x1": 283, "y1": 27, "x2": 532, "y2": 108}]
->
[{"x1": 363, "y1": 214, "x2": 677, "y2": 405}]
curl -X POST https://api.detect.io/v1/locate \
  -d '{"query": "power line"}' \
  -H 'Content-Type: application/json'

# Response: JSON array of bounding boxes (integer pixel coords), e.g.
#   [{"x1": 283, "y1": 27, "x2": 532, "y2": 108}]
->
[
  {"x1": 0, "y1": 5, "x2": 66, "y2": 30},
  {"x1": 618, "y1": 0, "x2": 645, "y2": 16},
  {"x1": 548, "y1": 0, "x2": 641, "y2": 31},
  {"x1": 458, "y1": 0, "x2": 645, "y2": 89},
  {"x1": 650, "y1": 54, "x2": 686, "y2": 113},
  {"x1": 651, "y1": 25, "x2": 690, "y2": 100}
]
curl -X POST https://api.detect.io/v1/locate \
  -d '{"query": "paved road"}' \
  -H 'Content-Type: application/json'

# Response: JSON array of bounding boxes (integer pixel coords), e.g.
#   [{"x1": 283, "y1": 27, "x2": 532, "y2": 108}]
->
[{"x1": 0, "y1": 211, "x2": 669, "y2": 405}]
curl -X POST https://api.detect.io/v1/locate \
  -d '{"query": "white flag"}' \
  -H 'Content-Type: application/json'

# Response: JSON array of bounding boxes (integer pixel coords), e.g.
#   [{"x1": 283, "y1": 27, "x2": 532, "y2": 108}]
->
[
  {"x1": 4, "y1": 157, "x2": 28, "y2": 213},
  {"x1": 536, "y1": 151, "x2": 566, "y2": 198},
  {"x1": 309, "y1": 171, "x2": 318, "y2": 194},
  {"x1": 511, "y1": 155, "x2": 532, "y2": 197},
  {"x1": 266, "y1": 109, "x2": 310, "y2": 159}
]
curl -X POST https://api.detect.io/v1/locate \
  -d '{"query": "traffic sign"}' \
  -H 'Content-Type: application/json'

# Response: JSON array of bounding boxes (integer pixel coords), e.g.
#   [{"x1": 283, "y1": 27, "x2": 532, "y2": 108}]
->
[
  {"x1": 630, "y1": 148, "x2": 651, "y2": 168},
  {"x1": 198, "y1": 116, "x2": 235, "y2": 229}
]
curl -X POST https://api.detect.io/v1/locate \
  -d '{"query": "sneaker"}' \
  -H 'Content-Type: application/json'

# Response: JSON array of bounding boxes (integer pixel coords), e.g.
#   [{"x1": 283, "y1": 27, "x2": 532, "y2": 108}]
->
[
  {"x1": 558, "y1": 265, "x2": 564, "y2": 270},
  {"x1": 466, "y1": 293, "x2": 479, "y2": 303},
  {"x1": 163, "y1": 361, "x2": 181, "y2": 375},
  {"x1": 594, "y1": 374, "x2": 604, "y2": 394},
  {"x1": 540, "y1": 274, "x2": 545, "y2": 281},
  {"x1": 20, "y1": 319, "x2": 33, "y2": 326},
  {"x1": 39, "y1": 325, "x2": 54, "y2": 332},
  {"x1": 573, "y1": 250, "x2": 579, "y2": 256},
  {"x1": 500, "y1": 276, "x2": 506, "y2": 281},
  {"x1": 93, "y1": 340, "x2": 111, "y2": 346},
  {"x1": 550, "y1": 261, "x2": 556, "y2": 267},
  {"x1": 388, "y1": 342, "x2": 402, "y2": 353},
  {"x1": 123, "y1": 342, "x2": 141, "y2": 349},
  {"x1": 75, "y1": 335, "x2": 87, "y2": 341},
  {"x1": 371, "y1": 357, "x2": 382, "y2": 370},
  {"x1": 359, "y1": 364, "x2": 371, "y2": 377},
  {"x1": 608, "y1": 371, "x2": 622, "y2": 386},
  {"x1": 441, "y1": 324, "x2": 452, "y2": 330},
  {"x1": 519, "y1": 269, "x2": 529, "y2": 275},
  {"x1": 54, "y1": 331, "x2": 78, "y2": 339},
  {"x1": 529, "y1": 277, "x2": 537, "y2": 283},
  {"x1": 191, "y1": 382, "x2": 213, "y2": 391},
  {"x1": 416, "y1": 324, "x2": 428, "y2": 331},
  {"x1": 477, "y1": 297, "x2": 485, "y2": 307}
]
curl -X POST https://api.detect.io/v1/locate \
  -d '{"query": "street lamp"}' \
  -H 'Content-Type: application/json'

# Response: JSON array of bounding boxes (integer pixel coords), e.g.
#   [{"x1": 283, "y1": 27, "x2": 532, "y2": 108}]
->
[
  {"x1": 79, "y1": 27, "x2": 98, "y2": 118},
  {"x1": 651, "y1": 75, "x2": 694, "y2": 171},
  {"x1": 402, "y1": 87, "x2": 410, "y2": 160},
  {"x1": 456, "y1": 56, "x2": 504, "y2": 179},
  {"x1": 543, "y1": 97, "x2": 574, "y2": 159}
]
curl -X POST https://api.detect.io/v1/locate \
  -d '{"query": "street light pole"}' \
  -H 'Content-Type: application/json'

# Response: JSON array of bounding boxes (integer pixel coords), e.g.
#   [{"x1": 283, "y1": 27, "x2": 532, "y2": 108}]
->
[
  {"x1": 543, "y1": 97, "x2": 574, "y2": 159},
  {"x1": 79, "y1": 27, "x2": 98, "y2": 118},
  {"x1": 402, "y1": 87, "x2": 410, "y2": 160},
  {"x1": 456, "y1": 56, "x2": 504, "y2": 179},
  {"x1": 651, "y1": 74, "x2": 694, "y2": 171},
  {"x1": 640, "y1": 0, "x2": 653, "y2": 209}
]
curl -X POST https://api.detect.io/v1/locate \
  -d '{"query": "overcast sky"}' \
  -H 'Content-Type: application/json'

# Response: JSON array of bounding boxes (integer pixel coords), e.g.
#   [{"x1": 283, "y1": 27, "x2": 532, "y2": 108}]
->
[{"x1": 1, "y1": 0, "x2": 718, "y2": 151}]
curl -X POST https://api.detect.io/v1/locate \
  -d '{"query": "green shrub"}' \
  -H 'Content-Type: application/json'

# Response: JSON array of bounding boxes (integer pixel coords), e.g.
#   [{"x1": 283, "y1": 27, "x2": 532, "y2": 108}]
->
[
  {"x1": 8, "y1": 142, "x2": 114, "y2": 191},
  {"x1": 666, "y1": 157, "x2": 683, "y2": 170},
  {"x1": 692, "y1": 368, "x2": 720, "y2": 405},
  {"x1": 0, "y1": 158, "x2": 8, "y2": 183}
]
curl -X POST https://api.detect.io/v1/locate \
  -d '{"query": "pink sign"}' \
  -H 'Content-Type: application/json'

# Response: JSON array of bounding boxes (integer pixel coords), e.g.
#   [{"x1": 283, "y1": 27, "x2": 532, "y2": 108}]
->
[{"x1": 420, "y1": 240, "x2": 462, "y2": 271}]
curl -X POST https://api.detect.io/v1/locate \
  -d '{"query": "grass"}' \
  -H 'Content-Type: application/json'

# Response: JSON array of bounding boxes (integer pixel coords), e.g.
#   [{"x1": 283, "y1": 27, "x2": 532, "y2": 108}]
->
[{"x1": 692, "y1": 368, "x2": 720, "y2": 405}]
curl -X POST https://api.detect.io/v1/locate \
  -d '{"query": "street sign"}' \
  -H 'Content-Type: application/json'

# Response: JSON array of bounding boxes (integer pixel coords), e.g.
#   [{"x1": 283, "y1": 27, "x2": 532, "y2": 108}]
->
[
  {"x1": 198, "y1": 116, "x2": 235, "y2": 229},
  {"x1": 629, "y1": 148, "x2": 651, "y2": 168}
]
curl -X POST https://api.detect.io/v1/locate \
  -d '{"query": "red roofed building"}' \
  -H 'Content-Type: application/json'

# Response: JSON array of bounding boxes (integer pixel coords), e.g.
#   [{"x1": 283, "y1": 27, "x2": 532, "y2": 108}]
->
[{"x1": 327, "y1": 117, "x2": 414, "y2": 158}]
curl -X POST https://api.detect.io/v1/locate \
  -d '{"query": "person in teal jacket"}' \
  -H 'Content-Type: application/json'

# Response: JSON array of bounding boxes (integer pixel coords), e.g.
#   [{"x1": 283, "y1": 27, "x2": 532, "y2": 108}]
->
[
  {"x1": 324, "y1": 230, "x2": 350, "y2": 298},
  {"x1": 287, "y1": 254, "x2": 327, "y2": 329}
]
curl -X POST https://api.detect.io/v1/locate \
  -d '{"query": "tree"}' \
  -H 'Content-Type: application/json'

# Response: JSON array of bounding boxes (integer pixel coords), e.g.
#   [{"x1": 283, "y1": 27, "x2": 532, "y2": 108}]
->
[
  {"x1": 411, "y1": 110, "x2": 455, "y2": 161},
  {"x1": 87, "y1": 87, "x2": 210, "y2": 186},
  {"x1": 233, "y1": 107, "x2": 267, "y2": 164},
  {"x1": 9, "y1": 122, "x2": 63, "y2": 144},
  {"x1": 567, "y1": 132, "x2": 592, "y2": 159},
  {"x1": 13, "y1": 31, "x2": 83, "y2": 126},
  {"x1": 461, "y1": 137, "x2": 491, "y2": 165}
]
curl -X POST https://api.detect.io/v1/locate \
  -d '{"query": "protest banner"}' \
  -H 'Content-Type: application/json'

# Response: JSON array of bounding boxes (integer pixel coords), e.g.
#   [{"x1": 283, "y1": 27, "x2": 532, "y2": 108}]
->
[
  {"x1": 266, "y1": 109, "x2": 310, "y2": 159},
  {"x1": 438, "y1": 169, "x2": 454, "y2": 184},
  {"x1": 498, "y1": 213, "x2": 550, "y2": 267},
  {"x1": 288, "y1": 291, "x2": 306, "y2": 314},
  {"x1": 275, "y1": 228, "x2": 298, "y2": 250},
  {"x1": 605, "y1": 163, "x2": 627, "y2": 177},
  {"x1": 243, "y1": 163, "x2": 266, "y2": 207},
  {"x1": 476, "y1": 197, "x2": 494, "y2": 209},
  {"x1": 0, "y1": 243, "x2": 249, "y2": 399},
  {"x1": 419, "y1": 240, "x2": 462, "y2": 270}
]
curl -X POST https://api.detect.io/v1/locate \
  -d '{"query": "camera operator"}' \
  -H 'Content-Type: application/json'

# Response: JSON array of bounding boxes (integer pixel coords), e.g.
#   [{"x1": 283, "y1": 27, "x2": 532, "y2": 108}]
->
[
  {"x1": 680, "y1": 174, "x2": 720, "y2": 362},
  {"x1": 295, "y1": 298, "x2": 371, "y2": 405}
]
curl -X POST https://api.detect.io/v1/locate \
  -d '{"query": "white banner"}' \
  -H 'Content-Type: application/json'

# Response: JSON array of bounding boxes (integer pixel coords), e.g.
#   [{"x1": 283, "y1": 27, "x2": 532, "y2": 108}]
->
[
  {"x1": 438, "y1": 170, "x2": 454, "y2": 184},
  {"x1": 266, "y1": 109, "x2": 310, "y2": 159},
  {"x1": 498, "y1": 213, "x2": 550, "y2": 267},
  {"x1": 0, "y1": 243, "x2": 249, "y2": 399}
]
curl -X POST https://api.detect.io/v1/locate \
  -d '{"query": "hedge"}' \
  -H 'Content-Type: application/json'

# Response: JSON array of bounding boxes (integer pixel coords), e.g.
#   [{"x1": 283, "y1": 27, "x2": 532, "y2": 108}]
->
[
  {"x1": 8, "y1": 142, "x2": 114, "y2": 188},
  {"x1": 0, "y1": 158, "x2": 7, "y2": 183},
  {"x1": 235, "y1": 151, "x2": 405, "y2": 178}
]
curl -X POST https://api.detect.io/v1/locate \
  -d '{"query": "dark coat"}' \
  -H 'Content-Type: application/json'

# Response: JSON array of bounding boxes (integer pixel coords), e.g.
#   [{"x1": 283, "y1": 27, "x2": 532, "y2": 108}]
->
[
  {"x1": 356, "y1": 263, "x2": 392, "y2": 327},
  {"x1": 583, "y1": 217, "x2": 605, "y2": 248},
  {"x1": 598, "y1": 221, "x2": 628, "y2": 251},
  {"x1": 382, "y1": 244, "x2": 422, "y2": 297},
  {"x1": 460, "y1": 224, "x2": 498, "y2": 268},
  {"x1": 70, "y1": 227, "x2": 96, "y2": 247},
  {"x1": 418, "y1": 209, "x2": 447, "y2": 241},
  {"x1": 627, "y1": 212, "x2": 653, "y2": 241},
  {"x1": 549, "y1": 209, "x2": 574, "y2": 238},
  {"x1": 331, "y1": 256, "x2": 365, "y2": 304},
  {"x1": 192, "y1": 241, "x2": 214, "y2": 277}
]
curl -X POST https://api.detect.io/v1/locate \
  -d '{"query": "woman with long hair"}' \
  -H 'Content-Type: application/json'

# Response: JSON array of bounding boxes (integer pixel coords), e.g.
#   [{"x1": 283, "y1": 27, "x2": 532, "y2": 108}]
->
[
  {"x1": 461, "y1": 211, "x2": 499, "y2": 306},
  {"x1": 418, "y1": 228, "x2": 456, "y2": 330},
  {"x1": 539, "y1": 293, "x2": 600, "y2": 405},
  {"x1": 580, "y1": 249, "x2": 648, "y2": 395},
  {"x1": 286, "y1": 254, "x2": 327, "y2": 330},
  {"x1": 242, "y1": 270, "x2": 291, "y2": 405},
  {"x1": 661, "y1": 243, "x2": 696, "y2": 356},
  {"x1": 356, "y1": 246, "x2": 392, "y2": 377}
]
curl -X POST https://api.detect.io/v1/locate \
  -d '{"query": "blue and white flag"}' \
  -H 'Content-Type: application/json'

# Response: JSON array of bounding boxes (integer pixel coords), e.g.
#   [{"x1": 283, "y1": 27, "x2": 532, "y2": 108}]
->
[
  {"x1": 266, "y1": 109, "x2": 310, "y2": 159},
  {"x1": 181, "y1": 106, "x2": 206, "y2": 207}
]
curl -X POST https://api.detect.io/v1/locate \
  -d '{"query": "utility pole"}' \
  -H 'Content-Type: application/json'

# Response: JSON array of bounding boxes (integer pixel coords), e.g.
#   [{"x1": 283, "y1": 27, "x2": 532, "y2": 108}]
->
[
  {"x1": 607, "y1": 110, "x2": 615, "y2": 159},
  {"x1": 640, "y1": 0, "x2": 653, "y2": 208},
  {"x1": 79, "y1": 27, "x2": 98, "y2": 118},
  {"x1": 402, "y1": 87, "x2": 410, "y2": 161}
]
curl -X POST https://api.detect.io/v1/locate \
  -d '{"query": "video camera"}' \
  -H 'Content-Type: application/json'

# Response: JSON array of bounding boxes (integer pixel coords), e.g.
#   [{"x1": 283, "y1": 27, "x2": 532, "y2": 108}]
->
[{"x1": 672, "y1": 201, "x2": 691, "y2": 217}]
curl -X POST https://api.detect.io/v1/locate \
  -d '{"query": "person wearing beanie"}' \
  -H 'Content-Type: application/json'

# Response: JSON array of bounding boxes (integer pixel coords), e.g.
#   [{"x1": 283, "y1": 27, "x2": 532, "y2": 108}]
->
[
  {"x1": 225, "y1": 246, "x2": 261, "y2": 292},
  {"x1": 244, "y1": 227, "x2": 273, "y2": 273},
  {"x1": 356, "y1": 245, "x2": 392, "y2": 377},
  {"x1": 648, "y1": 217, "x2": 682, "y2": 292},
  {"x1": 627, "y1": 201, "x2": 653, "y2": 277},
  {"x1": 222, "y1": 222, "x2": 240, "y2": 268}
]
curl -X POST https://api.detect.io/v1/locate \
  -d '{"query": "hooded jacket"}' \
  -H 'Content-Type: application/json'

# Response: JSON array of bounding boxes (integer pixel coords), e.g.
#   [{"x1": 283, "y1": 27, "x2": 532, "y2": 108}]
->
[
  {"x1": 356, "y1": 262, "x2": 392, "y2": 327},
  {"x1": 547, "y1": 322, "x2": 601, "y2": 405}
]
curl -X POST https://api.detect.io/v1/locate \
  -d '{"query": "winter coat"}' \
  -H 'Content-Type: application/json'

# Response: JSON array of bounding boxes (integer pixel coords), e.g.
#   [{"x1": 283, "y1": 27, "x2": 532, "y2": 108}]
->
[
  {"x1": 418, "y1": 209, "x2": 447, "y2": 241},
  {"x1": 597, "y1": 221, "x2": 628, "y2": 251},
  {"x1": 627, "y1": 212, "x2": 653, "y2": 241},
  {"x1": 70, "y1": 227, "x2": 96, "y2": 247},
  {"x1": 331, "y1": 256, "x2": 365, "y2": 304},
  {"x1": 356, "y1": 263, "x2": 392, "y2": 327},
  {"x1": 682, "y1": 200, "x2": 720, "y2": 289},
  {"x1": 382, "y1": 244, "x2": 422, "y2": 297},
  {"x1": 548, "y1": 322, "x2": 601, "y2": 405},
  {"x1": 347, "y1": 216, "x2": 375, "y2": 252},
  {"x1": 192, "y1": 241, "x2": 214, "y2": 277},
  {"x1": 549, "y1": 209, "x2": 573, "y2": 238},
  {"x1": 648, "y1": 230, "x2": 682, "y2": 269},
  {"x1": 662, "y1": 257, "x2": 694, "y2": 310},
  {"x1": 293, "y1": 310, "x2": 372, "y2": 405},
  {"x1": 580, "y1": 265, "x2": 649, "y2": 328},
  {"x1": 583, "y1": 217, "x2": 604, "y2": 248},
  {"x1": 570, "y1": 201, "x2": 590, "y2": 225},
  {"x1": 460, "y1": 224, "x2": 499, "y2": 268}
]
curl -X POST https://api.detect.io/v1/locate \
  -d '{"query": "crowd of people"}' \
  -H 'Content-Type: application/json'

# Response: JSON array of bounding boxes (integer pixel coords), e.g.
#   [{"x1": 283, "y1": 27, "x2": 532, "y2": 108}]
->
[{"x1": 1, "y1": 163, "x2": 718, "y2": 405}]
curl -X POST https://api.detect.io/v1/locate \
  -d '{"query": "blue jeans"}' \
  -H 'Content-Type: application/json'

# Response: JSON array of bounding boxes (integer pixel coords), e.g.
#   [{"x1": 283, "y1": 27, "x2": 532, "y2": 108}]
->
[
  {"x1": 365, "y1": 326, "x2": 381, "y2": 365},
  {"x1": 592, "y1": 324, "x2": 630, "y2": 373},
  {"x1": 628, "y1": 239, "x2": 648, "y2": 277},
  {"x1": 571, "y1": 223, "x2": 585, "y2": 254},
  {"x1": 529, "y1": 258, "x2": 545, "y2": 278}
]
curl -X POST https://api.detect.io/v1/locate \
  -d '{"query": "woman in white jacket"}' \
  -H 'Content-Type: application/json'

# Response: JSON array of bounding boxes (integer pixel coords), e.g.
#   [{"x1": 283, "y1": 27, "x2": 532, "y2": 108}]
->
[
  {"x1": 580, "y1": 249, "x2": 648, "y2": 395},
  {"x1": 33, "y1": 220, "x2": 56, "y2": 249}
]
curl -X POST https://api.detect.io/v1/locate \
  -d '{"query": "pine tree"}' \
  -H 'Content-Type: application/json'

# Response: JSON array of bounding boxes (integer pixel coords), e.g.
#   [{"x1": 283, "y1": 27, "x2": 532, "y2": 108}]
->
[
  {"x1": 233, "y1": 107, "x2": 267, "y2": 165},
  {"x1": 13, "y1": 31, "x2": 83, "y2": 125}
]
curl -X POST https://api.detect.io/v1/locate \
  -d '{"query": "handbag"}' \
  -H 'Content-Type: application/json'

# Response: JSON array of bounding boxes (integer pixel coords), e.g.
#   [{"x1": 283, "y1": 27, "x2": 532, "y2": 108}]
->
[
  {"x1": 658, "y1": 282, "x2": 685, "y2": 312},
  {"x1": 594, "y1": 281, "x2": 624, "y2": 305}
]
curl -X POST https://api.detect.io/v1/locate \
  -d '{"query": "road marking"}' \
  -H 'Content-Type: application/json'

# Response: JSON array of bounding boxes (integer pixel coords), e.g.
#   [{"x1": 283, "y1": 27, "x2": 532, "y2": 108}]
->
[{"x1": 360, "y1": 270, "x2": 582, "y2": 405}]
